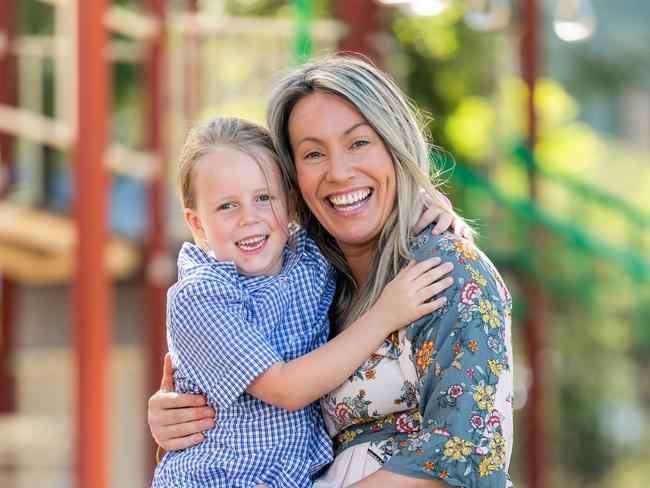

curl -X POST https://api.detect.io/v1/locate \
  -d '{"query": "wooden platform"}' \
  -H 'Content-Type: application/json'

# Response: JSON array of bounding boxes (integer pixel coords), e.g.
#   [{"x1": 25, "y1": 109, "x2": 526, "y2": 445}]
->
[{"x1": 0, "y1": 201, "x2": 141, "y2": 285}]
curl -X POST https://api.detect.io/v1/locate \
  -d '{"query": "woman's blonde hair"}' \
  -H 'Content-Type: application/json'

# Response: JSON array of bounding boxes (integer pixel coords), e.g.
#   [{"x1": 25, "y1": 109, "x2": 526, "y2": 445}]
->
[
  {"x1": 178, "y1": 117, "x2": 292, "y2": 249},
  {"x1": 266, "y1": 56, "x2": 453, "y2": 329}
]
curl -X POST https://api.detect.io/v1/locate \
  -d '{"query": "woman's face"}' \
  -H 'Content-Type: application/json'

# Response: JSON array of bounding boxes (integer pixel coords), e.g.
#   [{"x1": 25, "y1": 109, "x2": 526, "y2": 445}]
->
[{"x1": 288, "y1": 92, "x2": 396, "y2": 255}]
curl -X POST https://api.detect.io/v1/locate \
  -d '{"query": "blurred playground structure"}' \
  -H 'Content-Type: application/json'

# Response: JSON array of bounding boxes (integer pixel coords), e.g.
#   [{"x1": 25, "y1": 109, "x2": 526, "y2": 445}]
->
[{"x1": 0, "y1": 0, "x2": 649, "y2": 487}]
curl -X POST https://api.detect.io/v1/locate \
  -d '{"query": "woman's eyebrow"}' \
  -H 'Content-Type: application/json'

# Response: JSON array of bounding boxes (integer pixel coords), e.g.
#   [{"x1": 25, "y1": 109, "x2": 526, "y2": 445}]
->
[
  {"x1": 294, "y1": 122, "x2": 371, "y2": 149},
  {"x1": 342, "y1": 122, "x2": 370, "y2": 136}
]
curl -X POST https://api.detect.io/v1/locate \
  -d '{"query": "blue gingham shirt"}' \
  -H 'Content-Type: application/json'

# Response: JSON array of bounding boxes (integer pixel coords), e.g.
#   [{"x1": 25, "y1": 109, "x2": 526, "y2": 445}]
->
[{"x1": 152, "y1": 229, "x2": 336, "y2": 488}]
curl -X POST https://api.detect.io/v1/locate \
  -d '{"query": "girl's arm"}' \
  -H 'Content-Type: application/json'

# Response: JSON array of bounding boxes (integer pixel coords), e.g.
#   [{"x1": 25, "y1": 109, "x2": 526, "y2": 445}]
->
[{"x1": 246, "y1": 257, "x2": 454, "y2": 411}]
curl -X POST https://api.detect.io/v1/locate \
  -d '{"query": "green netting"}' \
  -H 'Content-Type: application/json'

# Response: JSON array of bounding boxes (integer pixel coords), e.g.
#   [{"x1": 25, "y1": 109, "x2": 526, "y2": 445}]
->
[
  {"x1": 437, "y1": 153, "x2": 650, "y2": 285},
  {"x1": 292, "y1": 0, "x2": 313, "y2": 62}
]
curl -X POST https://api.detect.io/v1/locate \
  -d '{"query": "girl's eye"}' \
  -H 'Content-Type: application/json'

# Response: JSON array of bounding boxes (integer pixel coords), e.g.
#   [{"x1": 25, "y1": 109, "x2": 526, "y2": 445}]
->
[
  {"x1": 351, "y1": 140, "x2": 369, "y2": 149},
  {"x1": 218, "y1": 203, "x2": 235, "y2": 210},
  {"x1": 257, "y1": 194, "x2": 272, "y2": 202}
]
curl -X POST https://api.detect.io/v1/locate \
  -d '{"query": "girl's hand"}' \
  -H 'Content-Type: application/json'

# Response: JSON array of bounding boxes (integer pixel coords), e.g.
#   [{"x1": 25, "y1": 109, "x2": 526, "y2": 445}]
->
[
  {"x1": 372, "y1": 257, "x2": 454, "y2": 334},
  {"x1": 148, "y1": 353, "x2": 216, "y2": 451},
  {"x1": 412, "y1": 190, "x2": 475, "y2": 242}
]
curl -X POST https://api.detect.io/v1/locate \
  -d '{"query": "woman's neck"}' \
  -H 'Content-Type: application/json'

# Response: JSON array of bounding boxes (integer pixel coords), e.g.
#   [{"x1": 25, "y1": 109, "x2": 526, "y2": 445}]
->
[{"x1": 337, "y1": 241, "x2": 377, "y2": 291}]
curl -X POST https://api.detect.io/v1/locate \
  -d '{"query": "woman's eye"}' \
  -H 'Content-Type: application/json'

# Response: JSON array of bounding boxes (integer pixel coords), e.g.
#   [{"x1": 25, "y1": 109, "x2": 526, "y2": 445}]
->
[
  {"x1": 351, "y1": 140, "x2": 369, "y2": 149},
  {"x1": 304, "y1": 150, "x2": 323, "y2": 159}
]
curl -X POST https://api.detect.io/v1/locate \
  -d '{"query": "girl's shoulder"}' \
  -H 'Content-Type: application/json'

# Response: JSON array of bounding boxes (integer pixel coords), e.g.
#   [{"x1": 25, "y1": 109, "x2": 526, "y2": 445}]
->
[
  {"x1": 170, "y1": 242, "x2": 244, "y2": 303},
  {"x1": 291, "y1": 226, "x2": 334, "y2": 275}
]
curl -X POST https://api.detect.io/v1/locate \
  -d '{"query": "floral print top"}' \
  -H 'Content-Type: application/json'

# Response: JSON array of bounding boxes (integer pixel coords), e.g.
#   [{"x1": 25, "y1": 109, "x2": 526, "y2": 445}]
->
[{"x1": 321, "y1": 228, "x2": 514, "y2": 487}]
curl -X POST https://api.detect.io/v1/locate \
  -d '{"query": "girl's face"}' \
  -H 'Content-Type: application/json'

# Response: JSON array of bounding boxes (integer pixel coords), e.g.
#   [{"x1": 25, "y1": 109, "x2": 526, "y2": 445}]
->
[
  {"x1": 288, "y1": 92, "x2": 397, "y2": 257},
  {"x1": 185, "y1": 147, "x2": 289, "y2": 276}
]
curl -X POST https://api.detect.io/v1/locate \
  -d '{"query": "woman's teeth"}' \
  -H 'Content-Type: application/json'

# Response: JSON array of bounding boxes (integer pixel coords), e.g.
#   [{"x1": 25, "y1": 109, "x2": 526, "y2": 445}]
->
[
  {"x1": 328, "y1": 189, "x2": 371, "y2": 212},
  {"x1": 236, "y1": 236, "x2": 267, "y2": 250}
]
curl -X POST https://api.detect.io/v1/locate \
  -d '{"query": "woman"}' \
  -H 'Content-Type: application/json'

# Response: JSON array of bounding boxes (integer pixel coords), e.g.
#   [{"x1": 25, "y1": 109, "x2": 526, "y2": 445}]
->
[{"x1": 149, "y1": 57, "x2": 513, "y2": 487}]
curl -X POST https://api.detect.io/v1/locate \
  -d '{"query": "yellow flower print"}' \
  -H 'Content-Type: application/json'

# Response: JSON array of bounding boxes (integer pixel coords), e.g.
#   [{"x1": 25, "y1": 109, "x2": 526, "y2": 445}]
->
[
  {"x1": 417, "y1": 341, "x2": 434, "y2": 368},
  {"x1": 443, "y1": 436, "x2": 473, "y2": 459},
  {"x1": 490, "y1": 433, "x2": 507, "y2": 466},
  {"x1": 469, "y1": 340, "x2": 478, "y2": 353},
  {"x1": 454, "y1": 240, "x2": 478, "y2": 261},
  {"x1": 479, "y1": 300, "x2": 500, "y2": 329},
  {"x1": 465, "y1": 263, "x2": 488, "y2": 287},
  {"x1": 424, "y1": 461, "x2": 434, "y2": 471},
  {"x1": 488, "y1": 359, "x2": 503, "y2": 377},
  {"x1": 340, "y1": 430, "x2": 357, "y2": 443},
  {"x1": 473, "y1": 385, "x2": 495, "y2": 410},
  {"x1": 479, "y1": 456, "x2": 497, "y2": 477}
]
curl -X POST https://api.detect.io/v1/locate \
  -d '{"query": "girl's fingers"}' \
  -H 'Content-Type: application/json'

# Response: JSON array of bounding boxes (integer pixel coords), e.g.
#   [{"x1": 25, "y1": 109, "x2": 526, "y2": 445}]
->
[
  {"x1": 416, "y1": 277, "x2": 454, "y2": 303},
  {"x1": 420, "y1": 296, "x2": 449, "y2": 314},
  {"x1": 401, "y1": 257, "x2": 441, "y2": 279},
  {"x1": 431, "y1": 212, "x2": 453, "y2": 235},
  {"x1": 411, "y1": 261, "x2": 454, "y2": 289},
  {"x1": 412, "y1": 206, "x2": 443, "y2": 235}
]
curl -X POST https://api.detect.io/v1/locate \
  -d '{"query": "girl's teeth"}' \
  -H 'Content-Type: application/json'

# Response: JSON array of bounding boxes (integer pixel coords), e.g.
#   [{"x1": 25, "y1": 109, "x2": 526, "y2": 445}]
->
[{"x1": 237, "y1": 236, "x2": 267, "y2": 250}]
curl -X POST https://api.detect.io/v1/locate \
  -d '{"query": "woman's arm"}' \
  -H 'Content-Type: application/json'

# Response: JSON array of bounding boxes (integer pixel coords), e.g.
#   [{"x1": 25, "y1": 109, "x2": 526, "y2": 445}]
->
[
  {"x1": 378, "y1": 232, "x2": 513, "y2": 486},
  {"x1": 247, "y1": 258, "x2": 454, "y2": 411},
  {"x1": 148, "y1": 353, "x2": 215, "y2": 451}
]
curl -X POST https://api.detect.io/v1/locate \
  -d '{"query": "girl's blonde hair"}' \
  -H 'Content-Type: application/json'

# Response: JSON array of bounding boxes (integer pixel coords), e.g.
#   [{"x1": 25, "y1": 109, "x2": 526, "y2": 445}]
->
[
  {"x1": 267, "y1": 56, "x2": 453, "y2": 330},
  {"x1": 178, "y1": 117, "x2": 292, "y2": 249}
]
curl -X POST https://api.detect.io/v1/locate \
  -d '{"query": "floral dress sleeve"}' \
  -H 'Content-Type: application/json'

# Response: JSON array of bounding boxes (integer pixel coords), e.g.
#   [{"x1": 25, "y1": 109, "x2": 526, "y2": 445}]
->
[{"x1": 381, "y1": 230, "x2": 514, "y2": 487}]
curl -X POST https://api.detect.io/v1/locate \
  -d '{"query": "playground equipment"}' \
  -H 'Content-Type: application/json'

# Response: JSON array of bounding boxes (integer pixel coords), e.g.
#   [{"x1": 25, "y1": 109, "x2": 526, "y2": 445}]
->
[{"x1": 0, "y1": 1, "x2": 648, "y2": 487}]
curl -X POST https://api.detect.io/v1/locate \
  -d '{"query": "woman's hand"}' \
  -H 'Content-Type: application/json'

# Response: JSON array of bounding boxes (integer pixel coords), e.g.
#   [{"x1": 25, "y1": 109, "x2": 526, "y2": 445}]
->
[
  {"x1": 148, "y1": 353, "x2": 215, "y2": 451},
  {"x1": 412, "y1": 190, "x2": 475, "y2": 242}
]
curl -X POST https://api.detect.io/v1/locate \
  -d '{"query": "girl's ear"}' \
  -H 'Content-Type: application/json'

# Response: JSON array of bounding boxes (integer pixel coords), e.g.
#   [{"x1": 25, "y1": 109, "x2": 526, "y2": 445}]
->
[{"x1": 184, "y1": 208, "x2": 206, "y2": 241}]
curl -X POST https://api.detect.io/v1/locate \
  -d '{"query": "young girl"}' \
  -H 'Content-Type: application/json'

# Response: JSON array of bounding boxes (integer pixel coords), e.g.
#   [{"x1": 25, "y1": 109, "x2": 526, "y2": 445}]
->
[{"x1": 151, "y1": 117, "x2": 455, "y2": 488}]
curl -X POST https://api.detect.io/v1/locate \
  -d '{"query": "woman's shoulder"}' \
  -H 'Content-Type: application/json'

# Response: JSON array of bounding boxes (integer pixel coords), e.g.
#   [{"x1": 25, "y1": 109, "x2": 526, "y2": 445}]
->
[{"x1": 410, "y1": 227, "x2": 508, "y2": 297}]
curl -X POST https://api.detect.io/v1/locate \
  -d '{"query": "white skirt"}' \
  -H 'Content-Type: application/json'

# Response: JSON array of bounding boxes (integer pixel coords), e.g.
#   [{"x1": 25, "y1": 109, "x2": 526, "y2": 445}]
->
[{"x1": 313, "y1": 442, "x2": 382, "y2": 488}]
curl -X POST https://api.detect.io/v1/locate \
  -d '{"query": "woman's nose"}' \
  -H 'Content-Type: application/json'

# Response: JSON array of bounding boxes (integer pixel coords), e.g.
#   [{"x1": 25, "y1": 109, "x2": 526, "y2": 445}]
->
[{"x1": 326, "y1": 151, "x2": 355, "y2": 183}]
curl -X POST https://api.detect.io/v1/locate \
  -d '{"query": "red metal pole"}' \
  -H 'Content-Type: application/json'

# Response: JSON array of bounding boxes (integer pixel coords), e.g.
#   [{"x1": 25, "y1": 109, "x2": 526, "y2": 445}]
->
[
  {"x1": 184, "y1": 0, "x2": 200, "y2": 120},
  {"x1": 145, "y1": 0, "x2": 169, "y2": 463},
  {"x1": 520, "y1": 1, "x2": 549, "y2": 488},
  {"x1": 0, "y1": 0, "x2": 17, "y2": 414},
  {"x1": 75, "y1": 0, "x2": 111, "y2": 486},
  {"x1": 336, "y1": 0, "x2": 383, "y2": 62}
]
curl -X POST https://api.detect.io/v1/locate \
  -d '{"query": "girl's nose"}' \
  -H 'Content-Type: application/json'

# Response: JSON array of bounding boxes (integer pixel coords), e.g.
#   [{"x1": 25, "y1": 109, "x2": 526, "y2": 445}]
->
[{"x1": 238, "y1": 204, "x2": 261, "y2": 226}]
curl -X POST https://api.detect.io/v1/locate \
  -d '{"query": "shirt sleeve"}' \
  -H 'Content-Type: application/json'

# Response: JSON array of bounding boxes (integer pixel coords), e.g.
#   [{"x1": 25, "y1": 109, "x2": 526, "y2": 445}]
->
[
  {"x1": 168, "y1": 276, "x2": 283, "y2": 411},
  {"x1": 382, "y1": 231, "x2": 513, "y2": 487}
]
